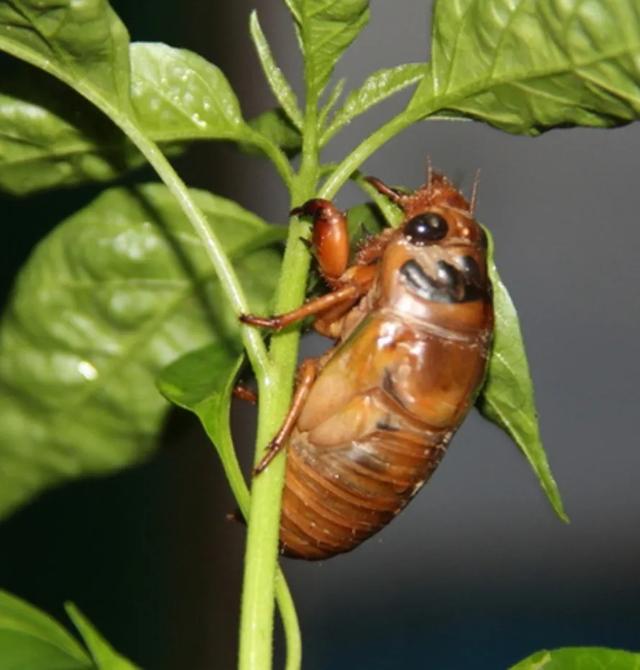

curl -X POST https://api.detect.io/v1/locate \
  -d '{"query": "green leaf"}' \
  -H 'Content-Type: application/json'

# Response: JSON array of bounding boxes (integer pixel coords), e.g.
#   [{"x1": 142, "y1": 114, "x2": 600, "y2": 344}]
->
[
  {"x1": 157, "y1": 345, "x2": 302, "y2": 668},
  {"x1": 246, "y1": 108, "x2": 302, "y2": 157},
  {"x1": 476, "y1": 228, "x2": 567, "y2": 522},
  {"x1": 129, "y1": 42, "x2": 250, "y2": 141},
  {"x1": 510, "y1": 647, "x2": 640, "y2": 670},
  {"x1": 318, "y1": 77, "x2": 346, "y2": 129},
  {"x1": 65, "y1": 604, "x2": 139, "y2": 670},
  {"x1": 286, "y1": 0, "x2": 370, "y2": 98},
  {"x1": 0, "y1": 0, "x2": 131, "y2": 112},
  {"x1": 0, "y1": 39, "x2": 256, "y2": 196},
  {"x1": 0, "y1": 59, "x2": 143, "y2": 196},
  {"x1": 0, "y1": 590, "x2": 92, "y2": 670},
  {"x1": 322, "y1": 63, "x2": 427, "y2": 144},
  {"x1": 410, "y1": 0, "x2": 640, "y2": 134},
  {"x1": 249, "y1": 11, "x2": 303, "y2": 131},
  {"x1": 0, "y1": 184, "x2": 280, "y2": 519},
  {"x1": 158, "y1": 345, "x2": 250, "y2": 513}
]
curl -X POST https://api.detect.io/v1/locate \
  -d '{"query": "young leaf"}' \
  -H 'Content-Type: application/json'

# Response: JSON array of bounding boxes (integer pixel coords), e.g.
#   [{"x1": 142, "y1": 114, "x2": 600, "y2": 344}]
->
[
  {"x1": 65, "y1": 604, "x2": 139, "y2": 670},
  {"x1": 0, "y1": 590, "x2": 92, "y2": 670},
  {"x1": 318, "y1": 77, "x2": 346, "y2": 129},
  {"x1": 510, "y1": 647, "x2": 640, "y2": 670},
  {"x1": 322, "y1": 63, "x2": 427, "y2": 144},
  {"x1": 476, "y1": 228, "x2": 568, "y2": 522},
  {"x1": 158, "y1": 344, "x2": 249, "y2": 513},
  {"x1": 249, "y1": 11, "x2": 303, "y2": 131},
  {"x1": 410, "y1": 0, "x2": 640, "y2": 134},
  {"x1": 285, "y1": 0, "x2": 370, "y2": 98},
  {"x1": 0, "y1": 185, "x2": 280, "y2": 520},
  {"x1": 245, "y1": 108, "x2": 302, "y2": 157}
]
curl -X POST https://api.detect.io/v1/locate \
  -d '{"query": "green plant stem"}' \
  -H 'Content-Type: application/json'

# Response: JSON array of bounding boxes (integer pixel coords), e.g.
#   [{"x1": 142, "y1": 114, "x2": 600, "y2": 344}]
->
[
  {"x1": 246, "y1": 129, "x2": 296, "y2": 189},
  {"x1": 320, "y1": 108, "x2": 425, "y2": 200},
  {"x1": 239, "y1": 83, "x2": 320, "y2": 670},
  {"x1": 119, "y1": 121, "x2": 272, "y2": 380}
]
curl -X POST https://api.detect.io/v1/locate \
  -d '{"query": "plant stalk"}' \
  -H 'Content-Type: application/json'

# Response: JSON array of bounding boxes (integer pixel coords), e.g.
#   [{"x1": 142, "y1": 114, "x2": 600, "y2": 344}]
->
[{"x1": 238, "y1": 75, "x2": 321, "y2": 670}]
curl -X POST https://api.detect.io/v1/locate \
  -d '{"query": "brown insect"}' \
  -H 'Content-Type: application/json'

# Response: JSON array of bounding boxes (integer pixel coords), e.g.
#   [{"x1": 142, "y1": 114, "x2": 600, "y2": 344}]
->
[{"x1": 241, "y1": 171, "x2": 493, "y2": 560}]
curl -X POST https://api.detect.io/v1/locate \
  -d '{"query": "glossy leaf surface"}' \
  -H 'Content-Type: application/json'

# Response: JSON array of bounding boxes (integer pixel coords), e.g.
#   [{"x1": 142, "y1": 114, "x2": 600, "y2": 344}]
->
[
  {"x1": 0, "y1": 185, "x2": 280, "y2": 519},
  {"x1": 477, "y1": 228, "x2": 567, "y2": 521},
  {"x1": 0, "y1": 40, "x2": 255, "y2": 195},
  {"x1": 129, "y1": 42, "x2": 249, "y2": 141},
  {"x1": 0, "y1": 590, "x2": 92, "y2": 670},
  {"x1": 410, "y1": 0, "x2": 640, "y2": 134}
]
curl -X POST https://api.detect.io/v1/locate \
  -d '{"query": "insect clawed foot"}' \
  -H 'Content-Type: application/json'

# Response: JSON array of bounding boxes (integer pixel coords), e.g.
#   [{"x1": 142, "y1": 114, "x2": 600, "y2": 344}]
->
[{"x1": 239, "y1": 313, "x2": 285, "y2": 331}]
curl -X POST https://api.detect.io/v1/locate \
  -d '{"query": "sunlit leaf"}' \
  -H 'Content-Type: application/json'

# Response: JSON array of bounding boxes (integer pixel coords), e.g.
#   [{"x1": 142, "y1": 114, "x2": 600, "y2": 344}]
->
[{"x1": 409, "y1": 0, "x2": 640, "y2": 134}]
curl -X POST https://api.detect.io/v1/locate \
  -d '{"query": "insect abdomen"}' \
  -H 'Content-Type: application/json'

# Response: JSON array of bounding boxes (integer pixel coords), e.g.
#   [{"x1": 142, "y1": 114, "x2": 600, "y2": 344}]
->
[
  {"x1": 279, "y1": 314, "x2": 488, "y2": 560},
  {"x1": 280, "y1": 423, "x2": 443, "y2": 560}
]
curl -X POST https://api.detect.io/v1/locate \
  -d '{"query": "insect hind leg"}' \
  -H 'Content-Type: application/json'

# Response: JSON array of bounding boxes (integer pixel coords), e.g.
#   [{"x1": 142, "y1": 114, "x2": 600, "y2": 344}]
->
[{"x1": 254, "y1": 358, "x2": 319, "y2": 474}]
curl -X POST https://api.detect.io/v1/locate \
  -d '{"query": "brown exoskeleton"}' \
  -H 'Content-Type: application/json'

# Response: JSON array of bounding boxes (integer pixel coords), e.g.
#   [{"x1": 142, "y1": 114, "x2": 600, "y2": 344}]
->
[{"x1": 241, "y1": 171, "x2": 493, "y2": 560}]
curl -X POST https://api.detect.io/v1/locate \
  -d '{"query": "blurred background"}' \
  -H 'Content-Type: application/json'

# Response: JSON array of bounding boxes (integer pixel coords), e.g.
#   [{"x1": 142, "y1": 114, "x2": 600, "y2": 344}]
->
[{"x1": 1, "y1": 1, "x2": 639, "y2": 668}]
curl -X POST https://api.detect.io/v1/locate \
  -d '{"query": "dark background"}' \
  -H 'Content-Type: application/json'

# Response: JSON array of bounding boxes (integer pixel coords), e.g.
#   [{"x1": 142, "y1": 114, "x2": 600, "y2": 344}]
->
[{"x1": 1, "y1": 1, "x2": 639, "y2": 668}]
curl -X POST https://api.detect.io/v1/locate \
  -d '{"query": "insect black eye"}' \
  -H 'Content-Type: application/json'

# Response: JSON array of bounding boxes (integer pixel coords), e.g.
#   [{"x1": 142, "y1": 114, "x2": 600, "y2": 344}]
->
[{"x1": 404, "y1": 212, "x2": 448, "y2": 245}]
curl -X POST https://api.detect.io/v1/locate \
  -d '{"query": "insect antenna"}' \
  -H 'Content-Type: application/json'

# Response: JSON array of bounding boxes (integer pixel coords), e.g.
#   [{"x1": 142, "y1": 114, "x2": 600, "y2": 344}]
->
[
  {"x1": 469, "y1": 169, "x2": 481, "y2": 215},
  {"x1": 426, "y1": 155, "x2": 433, "y2": 189}
]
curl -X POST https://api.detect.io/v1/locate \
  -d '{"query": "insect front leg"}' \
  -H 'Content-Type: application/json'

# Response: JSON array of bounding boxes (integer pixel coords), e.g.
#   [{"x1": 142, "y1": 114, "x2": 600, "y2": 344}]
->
[
  {"x1": 241, "y1": 197, "x2": 368, "y2": 331},
  {"x1": 240, "y1": 284, "x2": 362, "y2": 331},
  {"x1": 254, "y1": 358, "x2": 319, "y2": 474}
]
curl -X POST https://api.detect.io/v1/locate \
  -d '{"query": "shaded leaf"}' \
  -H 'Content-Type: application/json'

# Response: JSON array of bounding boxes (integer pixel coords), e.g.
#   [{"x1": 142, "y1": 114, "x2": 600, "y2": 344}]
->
[
  {"x1": 158, "y1": 344, "x2": 250, "y2": 514},
  {"x1": 286, "y1": 0, "x2": 370, "y2": 97},
  {"x1": 322, "y1": 63, "x2": 427, "y2": 143},
  {"x1": 410, "y1": 0, "x2": 640, "y2": 134},
  {"x1": 318, "y1": 77, "x2": 346, "y2": 129},
  {"x1": 351, "y1": 172, "x2": 404, "y2": 228},
  {"x1": 157, "y1": 345, "x2": 302, "y2": 660},
  {"x1": 346, "y1": 202, "x2": 387, "y2": 250},
  {"x1": 476, "y1": 227, "x2": 567, "y2": 522},
  {"x1": 510, "y1": 647, "x2": 640, "y2": 670},
  {"x1": 0, "y1": 184, "x2": 280, "y2": 519},
  {"x1": 65, "y1": 604, "x2": 139, "y2": 670},
  {"x1": 249, "y1": 11, "x2": 303, "y2": 131},
  {"x1": 0, "y1": 40, "x2": 254, "y2": 196},
  {"x1": 0, "y1": 0, "x2": 131, "y2": 111},
  {"x1": 246, "y1": 108, "x2": 302, "y2": 157},
  {"x1": 0, "y1": 58, "x2": 143, "y2": 196},
  {"x1": 0, "y1": 590, "x2": 92, "y2": 670}
]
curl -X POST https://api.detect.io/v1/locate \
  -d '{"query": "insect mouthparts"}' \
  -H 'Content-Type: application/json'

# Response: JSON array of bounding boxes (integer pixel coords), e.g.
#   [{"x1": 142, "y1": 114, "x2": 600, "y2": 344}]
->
[{"x1": 400, "y1": 260, "x2": 437, "y2": 295}]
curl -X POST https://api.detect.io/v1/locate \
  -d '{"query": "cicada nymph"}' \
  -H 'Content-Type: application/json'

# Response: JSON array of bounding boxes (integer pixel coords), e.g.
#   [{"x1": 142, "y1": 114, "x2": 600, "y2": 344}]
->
[{"x1": 242, "y1": 171, "x2": 493, "y2": 559}]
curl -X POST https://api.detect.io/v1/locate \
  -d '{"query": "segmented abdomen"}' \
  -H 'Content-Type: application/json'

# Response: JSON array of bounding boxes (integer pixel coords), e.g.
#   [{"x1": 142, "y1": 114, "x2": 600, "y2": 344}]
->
[
  {"x1": 279, "y1": 314, "x2": 489, "y2": 560},
  {"x1": 280, "y1": 422, "x2": 447, "y2": 559}
]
